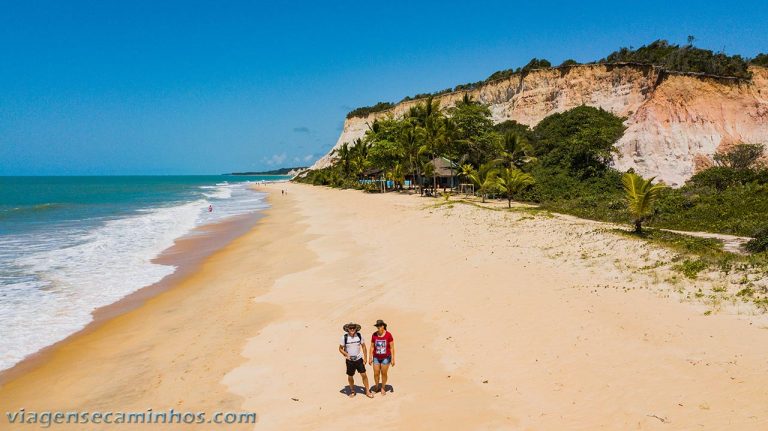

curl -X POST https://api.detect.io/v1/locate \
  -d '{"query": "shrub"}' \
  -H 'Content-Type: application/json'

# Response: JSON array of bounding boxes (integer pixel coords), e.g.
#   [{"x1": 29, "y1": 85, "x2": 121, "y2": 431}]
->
[
  {"x1": 651, "y1": 182, "x2": 768, "y2": 236},
  {"x1": 746, "y1": 226, "x2": 768, "y2": 253},
  {"x1": 713, "y1": 143, "x2": 765, "y2": 169},
  {"x1": 486, "y1": 68, "x2": 515, "y2": 82},
  {"x1": 347, "y1": 102, "x2": 395, "y2": 119},
  {"x1": 453, "y1": 81, "x2": 484, "y2": 92},
  {"x1": 600, "y1": 39, "x2": 752, "y2": 79},
  {"x1": 519, "y1": 58, "x2": 552, "y2": 74},
  {"x1": 750, "y1": 53, "x2": 768, "y2": 67},
  {"x1": 688, "y1": 166, "x2": 767, "y2": 191}
]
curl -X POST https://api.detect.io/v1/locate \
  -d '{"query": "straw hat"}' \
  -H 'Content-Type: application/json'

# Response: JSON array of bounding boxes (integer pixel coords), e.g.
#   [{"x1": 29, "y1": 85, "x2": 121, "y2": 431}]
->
[{"x1": 343, "y1": 322, "x2": 361, "y2": 331}]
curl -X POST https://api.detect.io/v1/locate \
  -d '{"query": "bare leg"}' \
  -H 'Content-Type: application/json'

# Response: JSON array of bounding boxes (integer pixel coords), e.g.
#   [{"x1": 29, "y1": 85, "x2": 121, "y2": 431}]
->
[
  {"x1": 380, "y1": 364, "x2": 390, "y2": 395},
  {"x1": 361, "y1": 373, "x2": 373, "y2": 398},
  {"x1": 347, "y1": 375, "x2": 355, "y2": 397},
  {"x1": 372, "y1": 364, "x2": 381, "y2": 392}
]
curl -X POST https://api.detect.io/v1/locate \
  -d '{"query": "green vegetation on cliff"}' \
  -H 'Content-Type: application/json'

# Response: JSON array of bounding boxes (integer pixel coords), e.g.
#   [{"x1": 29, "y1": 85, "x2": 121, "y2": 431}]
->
[
  {"x1": 599, "y1": 39, "x2": 753, "y2": 79},
  {"x1": 751, "y1": 53, "x2": 768, "y2": 67},
  {"x1": 345, "y1": 39, "x2": 765, "y2": 119},
  {"x1": 346, "y1": 102, "x2": 395, "y2": 119}
]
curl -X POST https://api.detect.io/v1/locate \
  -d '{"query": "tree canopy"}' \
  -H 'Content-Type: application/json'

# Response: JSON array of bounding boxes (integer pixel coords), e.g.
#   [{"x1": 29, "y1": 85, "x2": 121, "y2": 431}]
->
[{"x1": 532, "y1": 106, "x2": 626, "y2": 177}]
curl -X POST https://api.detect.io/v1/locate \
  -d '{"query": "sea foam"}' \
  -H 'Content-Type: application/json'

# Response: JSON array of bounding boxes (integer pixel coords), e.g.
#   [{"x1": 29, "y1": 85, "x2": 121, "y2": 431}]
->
[{"x1": 0, "y1": 181, "x2": 269, "y2": 371}]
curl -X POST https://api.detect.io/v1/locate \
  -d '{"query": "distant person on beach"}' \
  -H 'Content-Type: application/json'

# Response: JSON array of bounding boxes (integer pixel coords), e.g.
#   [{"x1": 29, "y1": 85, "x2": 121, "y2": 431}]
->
[
  {"x1": 339, "y1": 322, "x2": 373, "y2": 398},
  {"x1": 369, "y1": 319, "x2": 395, "y2": 395},
  {"x1": 208, "y1": 205, "x2": 213, "y2": 212}
]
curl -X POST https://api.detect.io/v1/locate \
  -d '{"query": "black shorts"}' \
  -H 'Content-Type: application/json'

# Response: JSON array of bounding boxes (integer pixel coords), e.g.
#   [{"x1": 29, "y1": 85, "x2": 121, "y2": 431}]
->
[{"x1": 345, "y1": 358, "x2": 366, "y2": 376}]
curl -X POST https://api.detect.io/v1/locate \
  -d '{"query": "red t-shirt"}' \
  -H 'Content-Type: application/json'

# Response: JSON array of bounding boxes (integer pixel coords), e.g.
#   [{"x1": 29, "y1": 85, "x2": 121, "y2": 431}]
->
[{"x1": 371, "y1": 331, "x2": 394, "y2": 359}]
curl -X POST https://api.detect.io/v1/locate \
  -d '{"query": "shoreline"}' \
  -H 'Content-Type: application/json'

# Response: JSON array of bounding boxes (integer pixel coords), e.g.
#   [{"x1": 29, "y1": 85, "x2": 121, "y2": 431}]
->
[
  {"x1": 0, "y1": 193, "x2": 265, "y2": 386},
  {"x1": 0, "y1": 185, "x2": 302, "y2": 430}
]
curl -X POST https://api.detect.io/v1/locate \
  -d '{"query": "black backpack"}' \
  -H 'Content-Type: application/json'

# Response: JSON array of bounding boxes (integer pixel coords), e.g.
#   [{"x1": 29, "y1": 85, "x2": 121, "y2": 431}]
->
[{"x1": 343, "y1": 332, "x2": 362, "y2": 352}]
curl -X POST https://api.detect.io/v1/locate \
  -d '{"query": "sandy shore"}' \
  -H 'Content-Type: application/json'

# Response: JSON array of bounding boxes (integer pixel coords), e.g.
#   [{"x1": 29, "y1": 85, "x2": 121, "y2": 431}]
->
[{"x1": 2, "y1": 183, "x2": 768, "y2": 430}]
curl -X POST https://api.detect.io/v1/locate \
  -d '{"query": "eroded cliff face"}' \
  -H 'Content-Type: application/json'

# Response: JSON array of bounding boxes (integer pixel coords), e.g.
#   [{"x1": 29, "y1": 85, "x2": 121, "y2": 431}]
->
[
  {"x1": 614, "y1": 67, "x2": 768, "y2": 185},
  {"x1": 312, "y1": 64, "x2": 768, "y2": 186}
]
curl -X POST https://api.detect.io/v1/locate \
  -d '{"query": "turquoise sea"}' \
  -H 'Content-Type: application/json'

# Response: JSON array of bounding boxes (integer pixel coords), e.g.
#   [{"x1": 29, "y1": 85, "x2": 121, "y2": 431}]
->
[{"x1": 0, "y1": 175, "x2": 286, "y2": 372}]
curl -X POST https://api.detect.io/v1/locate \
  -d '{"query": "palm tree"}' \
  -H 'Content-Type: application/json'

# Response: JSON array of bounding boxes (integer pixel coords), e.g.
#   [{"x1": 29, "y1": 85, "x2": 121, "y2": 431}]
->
[
  {"x1": 387, "y1": 163, "x2": 406, "y2": 190},
  {"x1": 468, "y1": 161, "x2": 499, "y2": 203},
  {"x1": 407, "y1": 96, "x2": 441, "y2": 128},
  {"x1": 423, "y1": 112, "x2": 447, "y2": 193},
  {"x1": 350, "y1": 138, "x2": 370, "y2": 180},
  {"x1": 497, "y1": 132, "x2": 535, "y2": 168},
  {"x1": 622, "y1": 172, "x2": 666, "y2": 233},
  {"x1": 408, "y1": 97, "x2": 448, "y2": 193},
  {"x1": 332, "y1": 142, "x2": 352, "y2": 175},
  {"x1": 399, "y1": 121, "x2": 422, "y2": 189},
  {"x1": 495, "y1": 167, "x2": 535, "y2": 208},
  {"x1": 421, "y1": 159, "x2": 435, "y2": 195},
  {"x1": 459, "y1": 163, "x2": 476, "y2": 194}
]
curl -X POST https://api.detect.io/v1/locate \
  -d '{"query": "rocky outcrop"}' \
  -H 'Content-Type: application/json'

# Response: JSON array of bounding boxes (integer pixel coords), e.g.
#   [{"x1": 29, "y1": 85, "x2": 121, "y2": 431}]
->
[
  {"x1": 312, "y1": 64, "x2": 768, "y2": 186},
  {"x1": 286, "y1": 167, "x2": 309, "y2": 178}
]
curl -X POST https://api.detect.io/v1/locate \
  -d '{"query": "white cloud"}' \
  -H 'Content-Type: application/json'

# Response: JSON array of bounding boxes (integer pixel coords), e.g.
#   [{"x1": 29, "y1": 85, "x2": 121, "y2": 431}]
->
[
  {"x1": 261, "y1": 153, "x2": 314, "y2": 167},
  {"x1": 263, "y1": 152, "x2": 287, "y2": 166}
]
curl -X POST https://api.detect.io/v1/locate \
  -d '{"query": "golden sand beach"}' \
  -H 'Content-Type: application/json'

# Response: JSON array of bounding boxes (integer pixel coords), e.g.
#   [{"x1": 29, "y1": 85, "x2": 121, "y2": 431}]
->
[{"x1": 2, "y1": 182, "x2": 768, "y2": 430}]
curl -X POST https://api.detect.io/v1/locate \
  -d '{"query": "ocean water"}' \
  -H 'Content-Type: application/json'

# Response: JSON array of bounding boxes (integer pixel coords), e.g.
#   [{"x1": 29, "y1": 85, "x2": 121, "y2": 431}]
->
[{"x1": 0, "y1": 175, "x2": 286, "y2": 372}]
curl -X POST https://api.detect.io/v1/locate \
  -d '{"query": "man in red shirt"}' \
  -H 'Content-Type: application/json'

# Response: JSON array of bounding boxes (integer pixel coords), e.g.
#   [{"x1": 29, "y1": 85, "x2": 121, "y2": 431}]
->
[{"x1": 368, "y1": 319, "x2": 395, "y2": 395}]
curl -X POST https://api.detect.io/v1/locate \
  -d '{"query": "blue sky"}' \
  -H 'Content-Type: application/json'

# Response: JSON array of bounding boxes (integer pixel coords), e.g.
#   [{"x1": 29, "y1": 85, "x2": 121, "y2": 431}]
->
[{"x1": 1, "y1": 1, "x2": 766, "y2": 175}]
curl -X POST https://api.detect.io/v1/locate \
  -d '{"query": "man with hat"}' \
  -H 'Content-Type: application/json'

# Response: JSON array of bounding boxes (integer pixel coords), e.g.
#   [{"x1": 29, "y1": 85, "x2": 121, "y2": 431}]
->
[{"x1": 339, "y1": 322, "x2": 373, "y2": 398}]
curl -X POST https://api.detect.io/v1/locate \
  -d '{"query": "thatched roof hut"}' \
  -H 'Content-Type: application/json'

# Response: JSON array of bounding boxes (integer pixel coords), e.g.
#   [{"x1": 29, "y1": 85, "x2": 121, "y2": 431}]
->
[
  {"x1": 362, "y1": 167, "x2": 384, "y2": 178},
  {"x1": 429, "y1": 157, "x2": 458, "y2": 177}
]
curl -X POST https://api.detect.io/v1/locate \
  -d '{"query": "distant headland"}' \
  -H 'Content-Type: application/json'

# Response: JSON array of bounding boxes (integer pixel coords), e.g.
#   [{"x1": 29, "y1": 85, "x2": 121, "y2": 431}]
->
[{"x1": 228, "y1": 167, "x2": 308, "y2": 176}]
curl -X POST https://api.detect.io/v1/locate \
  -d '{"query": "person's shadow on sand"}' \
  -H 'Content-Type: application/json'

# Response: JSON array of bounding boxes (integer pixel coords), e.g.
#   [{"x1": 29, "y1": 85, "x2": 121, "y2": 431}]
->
[{"x1": 339, "y1": 385, "x2": 395, "y2": 396}]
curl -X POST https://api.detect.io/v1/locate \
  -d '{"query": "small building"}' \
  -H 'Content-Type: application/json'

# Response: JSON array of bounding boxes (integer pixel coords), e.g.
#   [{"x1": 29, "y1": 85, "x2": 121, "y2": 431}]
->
[
  {"x1": 362, "y1": 167, "x2": 384, "y2": 179},
  {"x1": 423, "y1": 157, "x2": 458, "y2": 189},
  {"x1": 360, "y1": 167, "x2": 394, "y2": 191}
]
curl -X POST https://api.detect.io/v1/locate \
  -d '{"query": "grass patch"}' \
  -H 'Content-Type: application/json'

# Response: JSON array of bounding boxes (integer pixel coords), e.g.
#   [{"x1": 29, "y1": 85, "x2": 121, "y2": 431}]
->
[
  {"x1": 674, "y1": 259, "x2": 709, "y2": 279},
  {"x1": 612, "y1": 228, "x2": 745, "y2": 278},
  {"x1": 612, "y1": 228, "x2": 724, "y2": 257},
  {"x1": 613, "y1": 228, "x2": 768, "y2": 297},
  {"x1": 445, "y1": 198, "x2": 552, "y2": 217}
]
